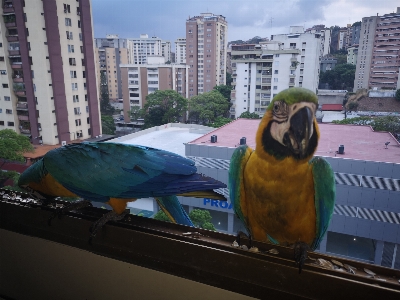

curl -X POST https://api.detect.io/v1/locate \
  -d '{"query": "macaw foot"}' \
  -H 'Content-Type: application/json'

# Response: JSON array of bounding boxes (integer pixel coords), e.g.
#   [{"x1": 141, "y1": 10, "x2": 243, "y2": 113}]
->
[
  {"x1": 89, "y1": 209, "x2": 130, "y2": 244},
  {"x1": 48, "y1": 199, "x2": 92, "y2": 226},
  {"x1": 294, "y1": 241, "x2": 310, "y2": 274},
  {"x1": 236, "y1": 231, "x2": 253, "y2": 249}
]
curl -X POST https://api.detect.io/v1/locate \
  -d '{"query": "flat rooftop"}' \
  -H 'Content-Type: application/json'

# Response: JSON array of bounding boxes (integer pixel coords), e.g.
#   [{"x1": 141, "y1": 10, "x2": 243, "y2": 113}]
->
[
  {"x1": 189, "y1": 119, "x2": 400, "y2": 164},
  {"x1": 108, "y1": 123, "x2": 214, "y2": 156}
]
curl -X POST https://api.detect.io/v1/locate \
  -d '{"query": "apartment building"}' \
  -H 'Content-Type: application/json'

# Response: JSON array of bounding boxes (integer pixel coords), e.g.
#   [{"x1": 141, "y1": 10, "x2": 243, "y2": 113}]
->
[
  {"x1": 230, "y1": 32, "x2": 320, "y2": 118},
  {"x1": 175, "y1": 38, "x2": 186, "y2": 64},
  {"x1": 305, "y1": 25, "x2": 331, "y2": 57},
  {"x1": 120, "y1": 56, "x2": 189, "y2": 120},
  {"x1": 94, "y1": 35, "x2": 128, "y2": 102},
  {"x1": 186, "y1": 13, "x2": 228, "y2": 97},
  {"x1": 354, "y1": 7, "x2": 400, "y2": 91},
  {"x1": 347, "y1": 46, "x2": 358, "y2": 65},
  {"x1": 0, "y1": 0, "x2": 101, "y2": 145},
  {"x1": 338, "y1": 28, "x2": 347, "y2": 50},
  {"x1": 127, "y1": 34, "x2": 170, "y2": 65},
  {"x1": 161, "y1": 40, "x2": 171, "y2": 63}
]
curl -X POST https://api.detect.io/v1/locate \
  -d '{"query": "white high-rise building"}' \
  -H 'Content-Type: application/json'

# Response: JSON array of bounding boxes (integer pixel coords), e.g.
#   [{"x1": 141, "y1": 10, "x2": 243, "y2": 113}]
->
[
  {"x1": 230, "y1": 29, "x2": 320, "y2": 119},
  {"x1": 127, "y1": 34, "x2": 170, "y2": 65},
  {"x1": 175, "y1": 38, "x2": 186, "y2": 64}
]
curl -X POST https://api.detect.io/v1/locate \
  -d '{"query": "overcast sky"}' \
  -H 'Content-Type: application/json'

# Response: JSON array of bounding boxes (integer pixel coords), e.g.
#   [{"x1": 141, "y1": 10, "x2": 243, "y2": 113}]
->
[{"x1": 92, "y1": 0, "x2": 399, "y2": 47}]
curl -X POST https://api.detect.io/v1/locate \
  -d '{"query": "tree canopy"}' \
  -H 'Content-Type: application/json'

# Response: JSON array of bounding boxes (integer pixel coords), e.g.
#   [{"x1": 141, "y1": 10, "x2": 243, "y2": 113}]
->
[
  {"x1": 189, "y1": 90, "x2": 229, "y2": 124},
  {"x1": 142, "y1": 90, "x2": 188, "y2": 128},
  {"x1": 152, "y1": 208, "x2": 216, "y2": 231},
  {"x1": 101, "y1": 115, "x2": 116, "y2": 135},
  {"x1": 0, "y1": 129, "x2": 34, "y2": 189},
  {"x1": 239, "y1": 111, "x2": 261, "y2": 119},
  {"x1": 0, "y1": 129, "x2": 33, "y2": 165},
  {"x1": 209, "y1": 116, "x2": 233, "y2": 128},
  {"x1": 319, "y1": 63, "x2": 356, "y2": 91},
  {"x1": 213, "y1": 84, "x2": 232, "y2": 102}
]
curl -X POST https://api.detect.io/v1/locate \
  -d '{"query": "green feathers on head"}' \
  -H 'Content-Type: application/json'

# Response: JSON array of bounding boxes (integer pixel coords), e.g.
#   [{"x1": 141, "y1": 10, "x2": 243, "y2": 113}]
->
[{"x1": 267, "y1": 88, "x2": 318, "y2": 111}]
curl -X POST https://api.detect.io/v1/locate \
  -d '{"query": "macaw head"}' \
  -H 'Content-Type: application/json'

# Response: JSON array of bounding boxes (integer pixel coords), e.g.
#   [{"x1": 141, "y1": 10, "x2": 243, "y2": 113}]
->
[{"x1": 256, "y1": 87, "x2": 319, "y2": 161}]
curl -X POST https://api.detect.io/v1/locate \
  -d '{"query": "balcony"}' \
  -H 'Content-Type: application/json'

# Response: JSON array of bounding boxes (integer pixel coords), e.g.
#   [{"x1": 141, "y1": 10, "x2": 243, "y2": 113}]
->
[
  {"x1": 14, "y1": 91, "x2": 25, "y2": 96},
  {"x1": 20, "y1": 128, "x2": 31, "y2": 134},
  {"x1": 17, "y1": 115, "x2": 29, "y2": 121},
  {"x1": 13, "y1": 77, "x2": 23, "y2": 83},
  {"x1": 16, "y1": 102, "x2": 28, "y2": 110},
  {"x1": 2, "y1": 6, "x2": 14, "y2": 14},
  {"x1": 8, "y1": 49, "x2": 20, "y2": 56},
  {"x1": 5, "y1": 21, "x2": 16, "y2": 28},
  {"x1": 7, "y1": 35, "x2": 18, "y2": 42}
]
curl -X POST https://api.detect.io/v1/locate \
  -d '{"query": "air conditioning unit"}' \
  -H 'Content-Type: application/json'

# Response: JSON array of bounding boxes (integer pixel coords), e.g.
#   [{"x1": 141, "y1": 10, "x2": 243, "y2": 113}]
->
[{"x1": 61, "y1": 141, "x2": 67, "y2": 146}]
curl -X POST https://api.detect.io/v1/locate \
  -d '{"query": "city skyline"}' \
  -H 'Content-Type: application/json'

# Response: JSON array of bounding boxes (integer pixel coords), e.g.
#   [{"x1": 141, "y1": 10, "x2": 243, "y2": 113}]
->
[{"x1": 92, "y1": 0, "x2": 399, "y2": 44}]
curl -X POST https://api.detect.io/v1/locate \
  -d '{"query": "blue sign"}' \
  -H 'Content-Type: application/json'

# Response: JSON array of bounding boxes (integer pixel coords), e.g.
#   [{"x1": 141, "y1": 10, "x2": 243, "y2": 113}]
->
[{"x1": 203, "y1": 198, "x2": 233, "y2": 210}]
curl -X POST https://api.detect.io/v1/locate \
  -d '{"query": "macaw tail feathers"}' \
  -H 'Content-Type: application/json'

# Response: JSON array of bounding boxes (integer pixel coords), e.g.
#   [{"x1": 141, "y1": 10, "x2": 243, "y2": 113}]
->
[
  {"x1": 177, "y1": 190, "x2": 226, "y2": 200},
  {"x1": 155, "y1": 196, "x2": 194, "y2": 227}
]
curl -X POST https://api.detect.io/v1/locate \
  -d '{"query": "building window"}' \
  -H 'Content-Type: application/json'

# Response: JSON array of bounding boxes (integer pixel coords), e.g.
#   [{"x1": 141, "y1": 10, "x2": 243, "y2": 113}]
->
[
  {"x1": 6, "y1": 109, "x2": 12, "y2": 114},
  {"x1": 79, "y1": 33, "x2": 82, "y2": 41},
  {"x1": 63, "y1": 3, "x2": 71, "y2": 13},
  {"x1": 274, "y1": 70, "x2": 278, "y2": 74},
  {"x1": 69, "y1": 58, "x2": 76, "y2": 66},
  {"x1": 71, "y1": 83, "x2": 78, "y2": 90},
  {"x1": 273, "y1": 86, "x2": 277, "y2": 90},
  {"x1": 8, "y1": 121, "x2": 14, "y2": 126},
  {"x1": 78, "y1": 20, "x2": 81, "y2": 28},
  {"x1": 68, "y1": 44, "x2": 74, "y2": 53},
  {"x1": 75, "y1": 119, "x2": 81, "y2": 126},
  {"x1": 74, "y1": 107, "x2": 81, "y2": 115},
  {"x1": 70, "y1": 71, "x2": 77, "y2": 78},
  {"x1": 66, "y1": 31, "x2": 73, "y2": 40},
  {"x1": 65, "y1": 18, "x2": 71, "y2": 26},
  {"x1": 4, "y1": 96, "x2": 10, "y2": 101},
  {"x1": 73, "y1": 95, "x2": 79, "y2": 102},
  {"x1": 2, "y1": 84, "x2": 8, "y2": 88},
  {"x1": 0, "y1": 121, "x2": 3, "y2": 125}
]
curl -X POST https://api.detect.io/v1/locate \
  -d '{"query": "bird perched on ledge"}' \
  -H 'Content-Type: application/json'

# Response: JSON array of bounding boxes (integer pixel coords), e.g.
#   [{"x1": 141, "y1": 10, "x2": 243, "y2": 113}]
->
[
  {"x1": 229, "y1": 88, "x2": 335, "y2": 273},
  {"x1": 18, "y1": 142, "x2": 226, "y2": 238}
]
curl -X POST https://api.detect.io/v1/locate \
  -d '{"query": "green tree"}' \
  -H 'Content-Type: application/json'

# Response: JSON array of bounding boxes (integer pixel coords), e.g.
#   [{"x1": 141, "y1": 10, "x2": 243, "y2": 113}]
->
[
  {"x1": 0, "y1": 129, "x2": 34, "y2": 187},
  {"x1": 142, "y1": 90, "x2": 188, "y2": 128},
  {"x1": 239, "y1": 111, "x2": 261, "y2": 119},
  {"x1": 319, "y1": 64, "x2": 356, "y2": 90},
  {"x1": 189, "y1": 90, "x2": 230, "y2": 124},
  {"x1": 101, "y1": 115, "x2": 116, "y2": 135},
  {"x1": 153, "y1": 210, "x2": 172, "y2": 223},
  {"x1": 129, "y1": 105, "x2": 144, "y2": 121},
  {"x1": 213, "y1": 85, "x2": 232, "y2": 102},
  {"x1": 189, "y1": 209, "x2": 216, "y2": 231},
  {"x1": 0, "y1": 129, "x2": 33, "y2": 167},
  {"x1": 395, "y1": 89, "x2": 400, "y2": 102},
  {"x1": 209, "y1": 116, "x2": 233, "y2": 128},
  {"x1": 100, "y1": 72, "x2": 114, "y2": 115}
]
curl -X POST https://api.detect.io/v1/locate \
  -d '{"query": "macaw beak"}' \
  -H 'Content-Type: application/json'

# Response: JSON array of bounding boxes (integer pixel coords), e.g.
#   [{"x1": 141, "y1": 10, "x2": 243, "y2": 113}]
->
[{"x1": 283, "y1": 106, "x2": 313, "y2": 158}]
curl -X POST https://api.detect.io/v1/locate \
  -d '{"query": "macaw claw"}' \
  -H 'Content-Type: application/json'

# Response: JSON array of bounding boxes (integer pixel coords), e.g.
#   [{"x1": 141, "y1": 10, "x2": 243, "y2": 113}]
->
[
  {"x1": 235, "y1": 231, "x2": 253, "y2": 249},
  {"x1": 89, "y1": 209, "x2": 130, "y2": 244},
  {"x1": 294, "y1": 241, "x2": 310, "y2": 274}
]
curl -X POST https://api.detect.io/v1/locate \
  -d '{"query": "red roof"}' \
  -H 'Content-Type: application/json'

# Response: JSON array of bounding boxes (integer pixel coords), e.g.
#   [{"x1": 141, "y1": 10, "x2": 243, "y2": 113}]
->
[
  {"x1": 321, "y1": 104, "x2": 343, "y2": 111},
  {"x1": 189, "y1": 119, "x2": 400, "y2": 163}
]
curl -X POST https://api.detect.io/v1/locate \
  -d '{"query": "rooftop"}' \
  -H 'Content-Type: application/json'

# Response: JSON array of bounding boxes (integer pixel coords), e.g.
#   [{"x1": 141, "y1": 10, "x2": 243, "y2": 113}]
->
[
  {"x1": 189, "y1": 119, "x2": 400, "y2": 163},
  {"x1": 108, "y1": 123, "x2": 214, "y2": 156}
]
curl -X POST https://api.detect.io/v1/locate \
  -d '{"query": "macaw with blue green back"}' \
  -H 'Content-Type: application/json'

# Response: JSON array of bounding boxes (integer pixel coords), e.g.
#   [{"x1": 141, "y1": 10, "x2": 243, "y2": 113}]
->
[
  {"x1": 229, "y1": 88, "x2": 335, "y2": 273},
  {"x1": 19, "y1": 142, "x2": 226, "y2": 235}
]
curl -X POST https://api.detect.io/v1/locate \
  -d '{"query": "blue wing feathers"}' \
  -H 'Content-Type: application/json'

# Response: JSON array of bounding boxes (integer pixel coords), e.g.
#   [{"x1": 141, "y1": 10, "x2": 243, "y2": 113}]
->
[
  {"x1": 41, "y1": 142, "x2": 225, "y2": 201},
  {"x1": 310, "y1": 157, "x2": 336, "y2": 250}
]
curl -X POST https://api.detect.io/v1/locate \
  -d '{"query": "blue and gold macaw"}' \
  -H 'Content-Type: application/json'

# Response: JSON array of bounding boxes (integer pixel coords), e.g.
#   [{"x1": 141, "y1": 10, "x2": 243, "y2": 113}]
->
[
  {"x1": 229, "y1": 88, "x2": 335, "y2": 272},
  {"x1": 19, "y1": 142, "x2": 226, "y2": 234}
]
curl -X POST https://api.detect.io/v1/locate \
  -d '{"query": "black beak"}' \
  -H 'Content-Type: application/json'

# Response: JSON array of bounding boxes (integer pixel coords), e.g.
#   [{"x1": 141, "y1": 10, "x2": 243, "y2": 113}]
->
[{"x1": 284, "y1": 106, "x2": 313, "y2": 157}]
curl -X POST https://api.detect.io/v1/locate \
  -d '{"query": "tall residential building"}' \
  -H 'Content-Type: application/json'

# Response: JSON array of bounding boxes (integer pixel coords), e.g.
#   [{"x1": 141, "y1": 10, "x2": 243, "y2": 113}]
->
[
  {"x1": 186, "y1": 13, "x2": 228, "y2": 97},
  {"x1": 305, "y1": 25, "x2": 331, "y2": 57},
  {"x1": 338, "y1": 27, "x2": 347, "y2": 50},
  {"x1": 161, "y1": 40, "x2": 171, "y2": 63},
  {"x1": 0, "y1": 0, "x2": 101, "y2": 145},
  {"x1": 127, "y1": 34, "x2": 170, "y2": 65},
  {"x1": 347, "y1": 46, "x2": 358, "y2": 65},
  {"x1": 120, "y1": 56, "x2": 189, "y2": 120},
  {"x1": 354, "y1": 7, "x2": 400, "y2": 91},
  {"x1": 230, "y1": 33, "x2": 321, "y2": 118},
  {"x1": 94, "y1": 35, "x2": 129, "y2": 102},
  {"x1": 175, "y1": 38, "x2": 186, "y2": 64}
]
